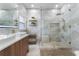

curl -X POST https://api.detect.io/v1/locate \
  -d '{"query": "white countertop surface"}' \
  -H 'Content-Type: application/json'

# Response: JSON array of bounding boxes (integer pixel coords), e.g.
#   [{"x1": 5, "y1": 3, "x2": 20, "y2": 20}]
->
[{"x1": 0, "y1": 32, "x2": 29, "y2": 51}]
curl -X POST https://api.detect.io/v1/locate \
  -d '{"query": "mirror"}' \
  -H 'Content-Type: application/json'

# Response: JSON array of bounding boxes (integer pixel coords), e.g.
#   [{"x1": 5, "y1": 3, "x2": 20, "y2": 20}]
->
[{"x1": 0, "y1": 9, "x2": 18, "y2": 26}]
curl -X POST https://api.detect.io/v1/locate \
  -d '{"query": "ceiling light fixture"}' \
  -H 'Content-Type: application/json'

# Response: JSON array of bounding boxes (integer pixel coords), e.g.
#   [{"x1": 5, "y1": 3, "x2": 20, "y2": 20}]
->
[
  {"x1": 15, "y1": 4, "x2": 18, "y2": 8},
  {"x1": 55, "y1": 4, "x2": 58, "y2": 8},
  {"x1": 31, "y1": 4, "x2": 34, "y2": 7}
]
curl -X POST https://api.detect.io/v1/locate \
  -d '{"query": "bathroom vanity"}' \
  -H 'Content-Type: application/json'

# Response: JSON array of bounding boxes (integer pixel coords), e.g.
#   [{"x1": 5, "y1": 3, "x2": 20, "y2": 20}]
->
[{"x1": 0, "y1": 32, "x2": 29, "y2": 56}]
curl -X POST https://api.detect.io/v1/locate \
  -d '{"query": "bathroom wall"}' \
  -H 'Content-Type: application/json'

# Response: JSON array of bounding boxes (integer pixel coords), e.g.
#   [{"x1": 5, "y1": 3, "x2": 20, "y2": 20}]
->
[
  {"x1": 26, "y1": 9, "x2": 41, "y2": 40},
  {"x1": 61, "y1": 4, "x2": 79, "y2": 49},
  {"x1": 18, "y1": 6, "x2": 27, "y2": 31},
  {"x1": 41, "y1": 9, "x2": 63, "y2": 43}
]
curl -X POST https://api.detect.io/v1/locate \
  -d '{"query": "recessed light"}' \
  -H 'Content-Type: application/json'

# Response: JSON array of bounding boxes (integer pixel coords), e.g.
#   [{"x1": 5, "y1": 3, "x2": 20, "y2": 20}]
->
[
  {"x1": 31, "y1": 4, "x2": 34, "y2": 7},
  {"x1": 15, "y1": 4, "x2": 18, "y2": 8},
  {"x1": 55, "y1": 4, "x2": 59, "y2": 8}
]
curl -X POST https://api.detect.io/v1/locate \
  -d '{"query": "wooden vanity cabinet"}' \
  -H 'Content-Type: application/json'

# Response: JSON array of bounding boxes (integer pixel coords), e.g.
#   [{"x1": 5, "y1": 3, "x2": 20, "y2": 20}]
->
[{"x1": 0, "y1": 36, "x2": 29, "y2": 56}]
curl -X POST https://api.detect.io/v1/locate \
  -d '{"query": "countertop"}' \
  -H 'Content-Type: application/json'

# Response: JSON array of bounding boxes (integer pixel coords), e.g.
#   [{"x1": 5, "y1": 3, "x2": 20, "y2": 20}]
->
[{"x1": 0, "y1": 32, "x2": 29, "y2": 51}]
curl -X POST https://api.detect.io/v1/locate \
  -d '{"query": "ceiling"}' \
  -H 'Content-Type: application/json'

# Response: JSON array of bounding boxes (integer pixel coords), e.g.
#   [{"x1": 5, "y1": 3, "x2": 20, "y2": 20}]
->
[
  {"x1": 0, "y1": 3, "x2": 18, "y2": 10},
  {"x1": 21, "y1": 3, "x2": 65, "y2": 9},
  {"x1": 0, "y1": 3, "x2": 77, "y2": 10}
]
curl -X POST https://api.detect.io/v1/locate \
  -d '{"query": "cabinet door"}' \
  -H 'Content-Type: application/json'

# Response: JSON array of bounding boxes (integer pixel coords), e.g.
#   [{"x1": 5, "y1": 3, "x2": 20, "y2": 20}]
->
[
  {"x1": 0, "y1": 47, "x2": 10, "y2": 56},
  {"x1": 0, "y1": 36, "x2": 29, "y2": 56},
  {"x1": 10, "y1": 41, "x2": 21, "y2": 56},
  {"x1": 20, "y1": 37, "x2": 29, "y2": 56},
  {"x1": 10, "y1": 37, "x2": 29, "y2": 56}
]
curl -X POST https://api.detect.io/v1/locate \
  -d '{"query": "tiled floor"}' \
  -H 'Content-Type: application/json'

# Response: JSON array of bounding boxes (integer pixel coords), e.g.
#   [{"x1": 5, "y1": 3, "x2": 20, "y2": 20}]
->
[
  {"x1": 27, "y1": 44, "x2": 40, "y2": 56},
  {"x1": 27, "y1": 41, "x2": 70, "y2": 56},
  {"x1": 27, "y1": 41, "x2": 79, "y2": 56}
]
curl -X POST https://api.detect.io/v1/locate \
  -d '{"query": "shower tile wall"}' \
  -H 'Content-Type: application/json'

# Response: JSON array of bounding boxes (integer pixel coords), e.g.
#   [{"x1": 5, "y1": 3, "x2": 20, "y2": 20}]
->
[
  {"x1": 62, "y1": 4, "x2": 79, "y2": 50},
  {"x1": 41, "y1": 9, "x2": 62, "y2": 43},
  {"x1": 26, "y1": 9, "x2": 62, "y2": 42}
]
